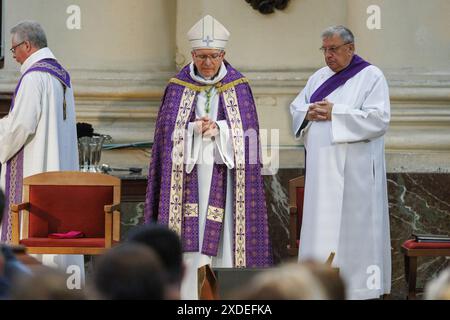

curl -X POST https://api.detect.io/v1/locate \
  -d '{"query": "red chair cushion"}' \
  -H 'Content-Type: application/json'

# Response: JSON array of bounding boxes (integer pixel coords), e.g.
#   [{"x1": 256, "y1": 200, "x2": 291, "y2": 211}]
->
[
  {"x1": 402, "y1": 239, "x2": 450, "y2": 249},
  {"x1": 28, "y1": 185, "x2": 113, "y2": 238},
  {"x1": 20, "y1": 237, "x2": 105, "y2": 248},
  {"x1": 296, "y1": 186, "x2": 305, "y2": 241}
]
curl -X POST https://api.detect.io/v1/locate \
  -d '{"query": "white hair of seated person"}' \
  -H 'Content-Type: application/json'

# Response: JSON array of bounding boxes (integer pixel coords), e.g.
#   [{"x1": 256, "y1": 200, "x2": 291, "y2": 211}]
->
[
  {"x1": 425, "y1": 268, "x2": 450, "y2": 300},
  {"x1": 235, "y1": 262, "x2": 330, "y2": 300},
  {"x1": 10, "y1": 266, "x2": 86, "y2": 300}
]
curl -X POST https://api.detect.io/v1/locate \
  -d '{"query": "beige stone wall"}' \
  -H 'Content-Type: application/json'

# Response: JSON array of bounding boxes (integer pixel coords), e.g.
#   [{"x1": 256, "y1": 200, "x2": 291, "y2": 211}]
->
[
  {"x1": 347, "y1": 0, "x2": 450, "y2": 70},
  {"x1": 175, "y1": 0, "x2": 450, "y2": 172},
  {"x1": 1, "y1": 0, "x2": 176, "y2": 143},
  {"x1": 3, "y1": 0, "x2": 176, "y2": 71},
  {"x1": 0, "y1": 0, "x2": 449, "y2": 171},
  {"x1": 175, "y1": 0, "x2": 347, "y2": 71}
]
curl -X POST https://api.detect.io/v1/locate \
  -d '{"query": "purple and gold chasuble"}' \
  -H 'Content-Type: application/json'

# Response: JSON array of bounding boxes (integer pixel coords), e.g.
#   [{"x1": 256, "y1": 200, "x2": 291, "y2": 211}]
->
[
  {"x1": 144, "y1": 62, "x2": 273, "y2": 268},
  {"x1": 0, "y1": 58, "x2": 71, "y2": 242}
]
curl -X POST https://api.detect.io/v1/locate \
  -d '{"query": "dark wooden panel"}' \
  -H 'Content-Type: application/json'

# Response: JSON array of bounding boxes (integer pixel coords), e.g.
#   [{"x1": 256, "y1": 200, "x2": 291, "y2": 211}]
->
[
  {"x1": 120, "y1": 178, "x2": 147, "y2": 202},
  {"x1": 0, "y1": 92, "x2": 12, "y2": 118}
]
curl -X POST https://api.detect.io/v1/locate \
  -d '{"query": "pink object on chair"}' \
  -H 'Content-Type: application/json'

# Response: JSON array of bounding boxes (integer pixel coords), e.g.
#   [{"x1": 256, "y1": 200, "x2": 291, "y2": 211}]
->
[{"x1": 48, "y1": 231, "x2": 85, "y2": 239}]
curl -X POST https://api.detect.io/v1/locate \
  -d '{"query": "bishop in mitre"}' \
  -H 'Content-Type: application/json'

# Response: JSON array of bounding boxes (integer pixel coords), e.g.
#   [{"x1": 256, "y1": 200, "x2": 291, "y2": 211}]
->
[{"x1": 144, "y1": 15, "x2": 273, "y2": 299}]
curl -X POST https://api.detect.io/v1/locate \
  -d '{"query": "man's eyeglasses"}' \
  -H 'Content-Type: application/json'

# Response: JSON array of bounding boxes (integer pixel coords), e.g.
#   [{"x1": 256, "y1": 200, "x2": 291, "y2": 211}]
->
[
  {"x1": 193, "y1": 52, "x2": 223, "y2": 62},
  {"x1": 319, "y1": 42, "x2": 352, "y2": 55},
  {"x1": 10, "y1": 41, "x2": 26, "y2": 54}
]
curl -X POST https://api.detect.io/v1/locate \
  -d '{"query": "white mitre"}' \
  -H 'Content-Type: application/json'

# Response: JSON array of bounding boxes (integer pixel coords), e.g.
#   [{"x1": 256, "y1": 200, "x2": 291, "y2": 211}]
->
[{"x1": 187, "y1": 15, "x2": 230, "y2": 50}]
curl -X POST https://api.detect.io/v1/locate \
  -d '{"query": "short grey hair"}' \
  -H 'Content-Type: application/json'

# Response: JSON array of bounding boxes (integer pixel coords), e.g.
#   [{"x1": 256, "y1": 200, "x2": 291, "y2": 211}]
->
[
  {"x1": 10, "y1": 21, "x2": 48, "y2": 49},
  {"x1": 321, "y1": 25, "x2": 354, "y2": 44}
]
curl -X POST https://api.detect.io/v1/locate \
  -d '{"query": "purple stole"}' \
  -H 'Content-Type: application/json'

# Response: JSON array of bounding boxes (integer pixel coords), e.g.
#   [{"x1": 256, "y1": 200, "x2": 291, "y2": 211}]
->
[
  {"x1": 302, "y1": 55, "x2": 371, "y2": 170},
  {"x1": 144, "y1": 62, "x2": 273, "y2": 268},
  {"x1": 299, "y1": 55, "x2": 371, "y2": 135},
  {"x1": 182, "y1": 105, "x2": 228, "y2": 256},
  {"x1": 0, "y1": 58, "x2": 71, "y2": 242},
  {"x1": 310, "y1": 55, "x2": 371, "y2": 103}
]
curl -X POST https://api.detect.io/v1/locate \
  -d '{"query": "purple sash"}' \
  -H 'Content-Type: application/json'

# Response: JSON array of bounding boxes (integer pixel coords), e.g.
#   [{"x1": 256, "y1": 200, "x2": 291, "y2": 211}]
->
[
  {"x1": 201, "y1": 102, "x2": 228, "y2": 256},
  {"x1": 299, "y1": 54, "x2": 371, "y2": 137},
  {"x1": 310, "y1": 55, "x2": 371, "y2": 103},
  {"x1": 1, "y1": 58, "x2": 71, "y2": 242},
  {"x1": 182, "y1": 104, "x2": 228, "y2": 255}
]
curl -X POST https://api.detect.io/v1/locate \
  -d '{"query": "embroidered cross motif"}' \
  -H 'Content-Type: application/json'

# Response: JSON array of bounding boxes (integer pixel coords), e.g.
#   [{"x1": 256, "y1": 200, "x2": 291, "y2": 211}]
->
[
  {"x1": 207, "y1": 205, "x2": 224, "y2": 223},
  {"x1": 184, "y1": 203, "x2": 199, "y2": 217},
  {"x1": 202, "y1": 35, "x2": 213, "y2": 47}
]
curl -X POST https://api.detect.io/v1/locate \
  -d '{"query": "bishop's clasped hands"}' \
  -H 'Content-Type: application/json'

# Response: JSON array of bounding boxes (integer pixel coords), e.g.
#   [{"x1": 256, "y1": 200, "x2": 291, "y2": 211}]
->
[{"x1": 194, "y1": 116, "x2": 219, "y2": 139}]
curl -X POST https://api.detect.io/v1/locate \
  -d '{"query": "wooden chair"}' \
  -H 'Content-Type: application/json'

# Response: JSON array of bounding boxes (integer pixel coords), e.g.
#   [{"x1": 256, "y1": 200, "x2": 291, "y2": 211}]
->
[
  {"x1": 6, "y1": 244, "x2": 41, "y2": 266},
  {"x1": 401, "y1": 239, "x2": 450, "y2": 299},
  {"x1": 198, "y1": 264, "x2": 219, "y2": 300},
  {"x1": 287, "y1": 176, "x2": 305, "y2": 257},
  {"x1": 10, "y1": 171, "x2": 121, "y2": 255}
]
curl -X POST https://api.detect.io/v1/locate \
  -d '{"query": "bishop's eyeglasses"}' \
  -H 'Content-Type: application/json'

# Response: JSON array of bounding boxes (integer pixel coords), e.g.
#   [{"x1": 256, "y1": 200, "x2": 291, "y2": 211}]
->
[
  {"x1": 10, "y1": 41, "x2": 26, "y2": 54},
  {"x1": 193, "y1": 52, "x2": 224, "y2": 62}
]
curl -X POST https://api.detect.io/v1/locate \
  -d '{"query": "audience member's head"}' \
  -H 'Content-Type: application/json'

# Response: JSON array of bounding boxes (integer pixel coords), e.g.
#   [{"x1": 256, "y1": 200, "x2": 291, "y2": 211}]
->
[
  {"x1": 127, "y1": 224, "x2": 183, "y2": 299},
  {"x1": 302, "y1": 260, "x2": 346, "y2": 299},
  {"x1": 232, "y1": 262, "x2": 330, "y2": 300},
  {"x1": 10, "y1": 266, "x2": 85, "y2": 300},
  {"x1": 93, "y1": 243, "x2": 165, "y2": 300},
  {"x1": 425, "y1": 267, "x2": 450, "y2": 300}
]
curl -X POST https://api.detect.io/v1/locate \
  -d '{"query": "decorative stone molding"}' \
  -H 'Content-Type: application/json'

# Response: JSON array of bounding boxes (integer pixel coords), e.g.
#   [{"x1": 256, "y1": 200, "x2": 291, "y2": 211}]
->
[
  {"x1": 1, "y1": 68, "x2": 448, "y2": 171},
  {"x1": 244, "y1": 0, "x2": 290, "y2": 15}
]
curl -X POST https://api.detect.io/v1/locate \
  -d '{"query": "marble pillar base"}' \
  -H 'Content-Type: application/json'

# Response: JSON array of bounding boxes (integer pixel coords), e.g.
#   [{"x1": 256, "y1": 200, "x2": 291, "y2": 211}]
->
[
  {"x1": 263, "y1": 170, "x2": 450, "y2": 300},
  {"x1": 387, "y1": 173, "x2": 450, "y2": 299}
]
